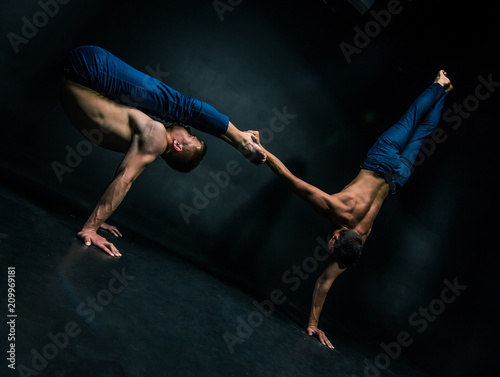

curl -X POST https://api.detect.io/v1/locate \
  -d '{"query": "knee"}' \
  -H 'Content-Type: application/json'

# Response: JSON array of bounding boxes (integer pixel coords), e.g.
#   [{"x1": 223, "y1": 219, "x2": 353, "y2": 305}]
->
[{"x1": 398, "y1": 160, "x2": 413, "y2": 185}]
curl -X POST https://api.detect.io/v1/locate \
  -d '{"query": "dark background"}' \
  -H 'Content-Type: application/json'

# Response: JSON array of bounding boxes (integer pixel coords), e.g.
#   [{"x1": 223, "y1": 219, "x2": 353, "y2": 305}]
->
[{"x1": 1, "y1": 0, "x2": 498, "y2": 376}]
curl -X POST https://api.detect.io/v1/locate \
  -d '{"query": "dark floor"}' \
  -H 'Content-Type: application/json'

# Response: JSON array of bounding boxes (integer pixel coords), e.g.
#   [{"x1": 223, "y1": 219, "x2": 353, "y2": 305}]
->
[{"x1": 0, "y1": 182, "x2": 431, "y2": 377}]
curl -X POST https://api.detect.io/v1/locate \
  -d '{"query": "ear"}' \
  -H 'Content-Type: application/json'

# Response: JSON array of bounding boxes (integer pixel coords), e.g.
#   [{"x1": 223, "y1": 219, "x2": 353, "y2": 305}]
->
[
  {"x1": 173, "y1": 139, "x2": 183, "y2": 152},
  {"x1": 328, "y1": 234, "x2": 338, "y2": 252}
]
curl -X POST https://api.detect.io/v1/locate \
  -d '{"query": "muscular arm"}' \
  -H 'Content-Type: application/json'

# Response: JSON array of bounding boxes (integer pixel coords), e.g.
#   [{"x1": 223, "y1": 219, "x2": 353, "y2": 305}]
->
[
  {"x1": 79, "y1": 130, "x2": 159, "y2": 256},
  {"x1": 265, "y1": 150, "x2": 339, "y2": 218},
  {"x1": 307, "y1": 261, "x2": 346, "y2": 348}
]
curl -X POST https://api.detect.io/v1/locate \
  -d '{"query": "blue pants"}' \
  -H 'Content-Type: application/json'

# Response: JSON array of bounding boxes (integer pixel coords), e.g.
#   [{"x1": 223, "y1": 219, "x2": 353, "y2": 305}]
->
[
  {"x1": 62, "y1": 45, "x2": 229, "y2": 137},
  {"x1": 361, "y1": 83, "x2": 448, "y2": 192}
]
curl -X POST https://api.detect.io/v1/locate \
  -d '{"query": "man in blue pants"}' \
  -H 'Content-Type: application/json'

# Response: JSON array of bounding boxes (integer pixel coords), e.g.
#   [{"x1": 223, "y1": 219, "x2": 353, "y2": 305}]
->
[
  {"x1": 60, "y1": 45, "x2": 265, "y2": 256},
  {"x1": 259, "y1": 71, "x2": 453, "y2": 348}
]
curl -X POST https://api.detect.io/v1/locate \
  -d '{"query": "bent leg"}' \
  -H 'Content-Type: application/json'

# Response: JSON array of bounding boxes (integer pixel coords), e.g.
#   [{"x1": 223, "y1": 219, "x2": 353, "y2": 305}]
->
[
  {"x1": 62, "y1": 45, "x2": 229, "y2": 137},
  {"x1": 62, "y1": 46, "x2": 266, "y2": 164}
]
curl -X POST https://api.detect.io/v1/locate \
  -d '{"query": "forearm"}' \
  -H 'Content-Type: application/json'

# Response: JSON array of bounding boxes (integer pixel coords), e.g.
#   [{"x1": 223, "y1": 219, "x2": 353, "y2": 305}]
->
[
  {"x1": 265, "y1": 150, "x2": 332, "y2": 215},
  {"x1": 83, "y1": 177, "x2": 132, "y2": 231},
  {"x1": 219, "y1": 134, "x2": 234, "y2": 146},
  {"x1": 221, "y1": 121, "x2": 241, "y2": 146},
  {"x1": 265, "y1": 150, "x2": 295, "y2": 183},
  {"x1": 307, "y1": 278, "x2": 333, "y2": 328}
]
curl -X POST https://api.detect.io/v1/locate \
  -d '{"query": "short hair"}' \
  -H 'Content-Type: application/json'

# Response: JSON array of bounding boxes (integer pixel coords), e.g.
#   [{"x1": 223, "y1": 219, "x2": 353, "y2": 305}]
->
[
  {"x1": 165, "y1": 141, "x2": 207, "y2": 173},
  {"x1": 331, "y1": 229, "x2": 364, "y2": 269}
]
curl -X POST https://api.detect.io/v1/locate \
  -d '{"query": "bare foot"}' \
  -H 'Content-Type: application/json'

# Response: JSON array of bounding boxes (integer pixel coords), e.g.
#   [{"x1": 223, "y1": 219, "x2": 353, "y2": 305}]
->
[{"x1": 434, "y1": 70, "x2": 453, "y2": 92}]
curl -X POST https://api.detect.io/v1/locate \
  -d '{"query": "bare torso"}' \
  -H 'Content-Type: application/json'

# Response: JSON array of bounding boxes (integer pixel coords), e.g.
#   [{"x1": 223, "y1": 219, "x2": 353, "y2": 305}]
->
[
  {"x1": 59, "y1": 78, "x2": 168, "y2": 155},
  {"x1": 329, "y1": 169, "x2": 390, "y2": 240}
]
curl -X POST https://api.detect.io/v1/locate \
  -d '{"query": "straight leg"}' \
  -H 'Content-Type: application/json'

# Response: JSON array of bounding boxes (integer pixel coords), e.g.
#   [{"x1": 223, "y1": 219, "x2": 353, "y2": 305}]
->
[
  {"x1": 361, "y1": 72, "x2": 451, "y2": 192},
  {"x1": 374, "y1": 83, "x2": 446, "y2": 154},
  {"x1": 400, "y1": 92, "x2": 447, "y2": 168}
]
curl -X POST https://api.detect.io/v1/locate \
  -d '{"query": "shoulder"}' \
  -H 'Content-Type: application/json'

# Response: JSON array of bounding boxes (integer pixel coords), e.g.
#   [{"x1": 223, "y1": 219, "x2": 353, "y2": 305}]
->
[
  {"x1": 128, "y1": 110, "x2": 168, "y2": 155},
  {"x1": 326, "y1": 193, "x2": 357, "y2": 226},
  {"x1": 331, "y1": 191, "x2": 357, "y2": 211}
]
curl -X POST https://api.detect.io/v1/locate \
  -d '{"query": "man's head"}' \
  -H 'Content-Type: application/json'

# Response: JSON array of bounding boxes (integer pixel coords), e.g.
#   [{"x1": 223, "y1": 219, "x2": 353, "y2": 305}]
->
[
  {"x1": 163, "y1": 123, "x2": 207, "y2": 172},
  {"x1": 328, "y1": 229, "x2": 364, "y2": 269}
]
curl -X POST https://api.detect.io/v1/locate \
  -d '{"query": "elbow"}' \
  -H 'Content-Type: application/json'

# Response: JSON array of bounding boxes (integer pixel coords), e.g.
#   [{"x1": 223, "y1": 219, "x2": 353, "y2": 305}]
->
[
  {"x1": 316, "y1": 274, "x2": 335, "y2": 290},
  {"x1": 116, "y1": 168, "x2": 138, "y2": 186},
  {"x1": 315, "y1": 276, "x2": 331, "y2": 288},
  {"x1": 316, "y1": 274, "x2": 327, "y2": 285},
  {"x1": 117, "y1": 176, "x2": 135, "y2": 190}
]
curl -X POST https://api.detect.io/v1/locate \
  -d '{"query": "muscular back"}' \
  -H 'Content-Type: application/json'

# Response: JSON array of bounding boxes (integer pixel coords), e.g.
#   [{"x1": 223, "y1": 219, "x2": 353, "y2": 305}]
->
[
  {"x1": 59, "y1": 78, "x2": 167, "y2": 155},
  {"x1": 329, "y1": 169, "x2": 390, "y2": 240}
]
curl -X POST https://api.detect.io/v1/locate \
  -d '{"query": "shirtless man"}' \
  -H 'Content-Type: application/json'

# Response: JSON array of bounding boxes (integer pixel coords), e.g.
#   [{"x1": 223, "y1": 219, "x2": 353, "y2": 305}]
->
[
  {"x1": 60, "y1": 45, "x2": 266, "y2": 256},
  {"x1": 260, "y1": 71, "x2": 453, "y2": 348}
]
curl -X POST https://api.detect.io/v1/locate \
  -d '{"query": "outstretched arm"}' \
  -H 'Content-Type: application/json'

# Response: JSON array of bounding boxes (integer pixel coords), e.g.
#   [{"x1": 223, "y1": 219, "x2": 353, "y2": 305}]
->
[
  {"x1": 264, "y1": 149, "x2": 338, "y2": 218},
  {"x1": 78, "y1": 132, "x2": 158, "y2": 256},
  {"x1": 307, "y1": 261, "x2": 346, "y2": 349}
]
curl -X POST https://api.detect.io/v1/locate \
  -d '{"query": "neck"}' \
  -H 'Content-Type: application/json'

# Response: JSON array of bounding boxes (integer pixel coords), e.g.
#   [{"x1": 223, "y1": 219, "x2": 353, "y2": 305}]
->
[{"x1": 160, "y1": 129, "x2": 174, "y2": 161}]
